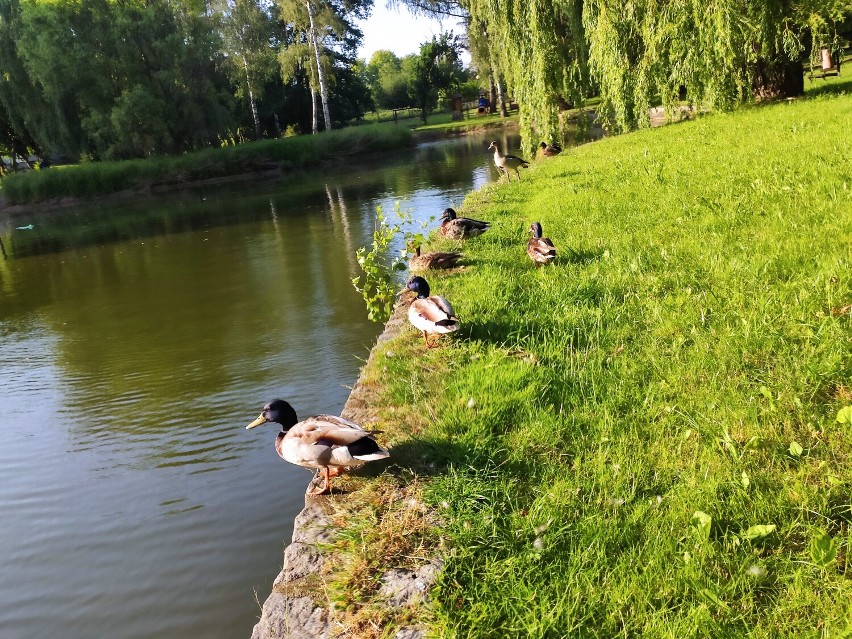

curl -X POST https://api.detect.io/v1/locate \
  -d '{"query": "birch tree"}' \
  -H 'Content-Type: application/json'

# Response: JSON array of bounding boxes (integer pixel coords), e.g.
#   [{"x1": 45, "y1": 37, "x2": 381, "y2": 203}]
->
[
  {"x1": 276, "y1": 0, "x2": 369, "y2": 131},
  {"x1": 215, "y1": 0, "x2": 279, "y2": 139}
]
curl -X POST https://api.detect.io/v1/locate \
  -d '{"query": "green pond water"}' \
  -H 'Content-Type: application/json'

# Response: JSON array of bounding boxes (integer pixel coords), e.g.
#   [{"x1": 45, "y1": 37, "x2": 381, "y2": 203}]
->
[{"x1": 0, "y1": 131, "x2": 521, "y2": 639}]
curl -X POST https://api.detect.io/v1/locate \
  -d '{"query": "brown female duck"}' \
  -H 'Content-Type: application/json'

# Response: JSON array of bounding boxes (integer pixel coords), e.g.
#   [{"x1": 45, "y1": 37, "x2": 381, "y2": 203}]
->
[{"x1": 408, "y1": 244, "x2": 464, "y2": 271}]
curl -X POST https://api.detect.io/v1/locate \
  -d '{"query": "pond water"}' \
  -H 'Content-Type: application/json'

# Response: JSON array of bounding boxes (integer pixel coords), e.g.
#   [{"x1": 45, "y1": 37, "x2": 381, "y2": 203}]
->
[{"x1": 0, "y1": 130, "x2": 521, "y2": 639}]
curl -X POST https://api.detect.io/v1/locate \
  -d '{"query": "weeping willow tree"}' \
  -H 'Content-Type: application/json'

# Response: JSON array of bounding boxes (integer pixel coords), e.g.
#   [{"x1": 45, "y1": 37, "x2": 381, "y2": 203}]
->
[
  {"x1": 402, "y1": 0, "x2": 851, "y2": 154},
  {"x1": 466, "y1": 0, "x2": 589, "y2": 152},
  {"x1": 581, "y1": 0, "x2": 837, "y2": 132}
]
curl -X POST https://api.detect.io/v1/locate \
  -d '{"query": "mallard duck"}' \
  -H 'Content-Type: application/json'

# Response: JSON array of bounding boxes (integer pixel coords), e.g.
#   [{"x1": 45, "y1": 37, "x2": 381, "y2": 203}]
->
[
  {"x1": 409, "y1": 244, "x2": 464, "y2": 271},
  {"x1": 527, "y1": 222, "x2": 556, "y2": 266},
  {"x1": 438, "y1": 207, "x2": 490, "y2": 239},
  {"x1": 539, "y1": 142, "x2": 562, "y2": 157},
  {"x1": 488, "y1": 140, "x2": 529, "y2": 182},
  {"x1": 246, "y1": 399, "x2": 389, "y2": 495},
  {"x1": 406, "y1": 275, "x2": 459, "y2": 348}
]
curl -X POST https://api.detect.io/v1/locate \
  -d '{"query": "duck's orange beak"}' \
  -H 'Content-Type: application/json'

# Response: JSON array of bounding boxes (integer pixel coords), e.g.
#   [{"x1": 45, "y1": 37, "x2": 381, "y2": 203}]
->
[{"x1": 246, "y1": 413, "x2": 268, "y2": 430}]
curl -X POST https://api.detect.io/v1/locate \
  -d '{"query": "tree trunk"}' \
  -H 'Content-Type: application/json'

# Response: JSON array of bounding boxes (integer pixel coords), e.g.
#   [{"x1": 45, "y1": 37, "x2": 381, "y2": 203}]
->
[
  {"x1": 306, "y1": 0, "x2": 331, "y2": 131},
  {"x1": 752, "y1": 56, "x2": 804, "y2": 100},
  {"x1": 488, "y1": 72, "x2": 496, "y2": 113},
  {"x1": 242, "y1": 55, "x2": 261, "y2": 139},
  {"x1": 495, "y1": 75, "x2": 507, "y2": 117},
  {"x1": 311, "y1": 88, "x2": 319, "y2": 134}
]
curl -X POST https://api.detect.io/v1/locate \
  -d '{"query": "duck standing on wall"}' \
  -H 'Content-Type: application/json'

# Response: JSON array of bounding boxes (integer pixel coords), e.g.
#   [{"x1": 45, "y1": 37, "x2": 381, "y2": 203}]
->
[
  {"x1": 246, "y1": 399, "x2": 389, "y2": 495},
  {"x1": 406, "y1": 275, "x2": 459, "y2": 348},
  {"x1": 408, "y1": 244, "x2": 464, "y2": 271},
  {"x1": 527, "y1": 222, "x2": 557, "y2": 266},
  {"x1": 438, "y1": 207, "x2": 490, "y2": 240},
  {"x1": 488, "y1": 140, "x2": 529, "y2": 182},
  {"x1": 539, "y1": 142, "x2": 562, "y2": 157}
]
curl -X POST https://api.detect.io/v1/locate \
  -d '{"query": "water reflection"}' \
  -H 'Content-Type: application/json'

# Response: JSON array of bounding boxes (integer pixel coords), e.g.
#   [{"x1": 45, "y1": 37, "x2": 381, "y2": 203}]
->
[
  {"x1": 0, "y1": 130, "x2": 520, "y2": 261},
  {"x1": 0, "y1": 131, "x2": 521, "y2": 639}
]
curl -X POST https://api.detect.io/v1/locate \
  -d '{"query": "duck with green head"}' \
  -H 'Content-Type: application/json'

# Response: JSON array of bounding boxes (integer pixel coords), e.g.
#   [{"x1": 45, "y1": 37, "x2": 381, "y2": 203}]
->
[
  {"x1": 246, "y1": 399, "x2": 389, "y2": 495},
  {"x1": 406, "y1": 275, "x2": 459, "y2": 348}
]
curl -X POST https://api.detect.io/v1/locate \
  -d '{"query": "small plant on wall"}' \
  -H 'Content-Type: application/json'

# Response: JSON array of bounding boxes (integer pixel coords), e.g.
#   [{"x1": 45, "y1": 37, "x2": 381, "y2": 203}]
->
[{"x1": 352, "y1": 203, "x2": 427, "y2": 323}]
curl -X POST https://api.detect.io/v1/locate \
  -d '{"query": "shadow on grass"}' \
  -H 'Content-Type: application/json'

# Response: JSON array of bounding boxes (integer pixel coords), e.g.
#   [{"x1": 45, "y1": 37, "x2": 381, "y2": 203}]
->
[
  {"x1": 458, "y1": 316, "x2": 541, "y2": 346},
  {"x1": 345, "y1": 438, "x2": 489, "y2": 488},
  {"x1": 561, "y1": 246, "x2": 606, "y2": 265},
  {"x1": 383, "y1": 437, "x2": 475, "y2": 476},
  {"x1": 804, "y1": 75, "x2": 852, "y2": 98},
  {"x1": 383, "y1": 437, "x2": 556, "y2": 489}
]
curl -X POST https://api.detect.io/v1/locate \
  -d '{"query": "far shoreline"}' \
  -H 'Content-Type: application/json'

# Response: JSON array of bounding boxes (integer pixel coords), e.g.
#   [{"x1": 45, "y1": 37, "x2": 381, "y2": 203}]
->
[{"x1": 0, "y1": 117, "x2": 520, "y2": 216}]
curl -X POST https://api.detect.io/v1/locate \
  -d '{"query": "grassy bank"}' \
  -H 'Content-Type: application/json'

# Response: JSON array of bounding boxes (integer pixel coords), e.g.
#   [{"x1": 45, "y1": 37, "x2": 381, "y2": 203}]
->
[
  {"x1": 0, "y1": 123, "x2": 412, "y2": 205},
  {"x1": 328, "y1": 83, "x2": 852, "y2": 637},
  {"x1": 411, "y1": 110, "x2": 519, "y2": 135}
]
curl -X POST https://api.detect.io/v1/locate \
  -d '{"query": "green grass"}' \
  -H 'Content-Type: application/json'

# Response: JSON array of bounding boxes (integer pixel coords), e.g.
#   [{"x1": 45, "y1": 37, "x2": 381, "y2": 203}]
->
[
  {"x1": 330, "y1": 81, "x2": 852, "y2": 637},
  {"x1": 0, "y1": 123, "x2": 412, "y2": 204},
  {"x1": 361, "y1": 105, "x2": 519, "y2": 133},
  {"x1": 412, "y1": 110, "x2": 519, "y2": 133}
]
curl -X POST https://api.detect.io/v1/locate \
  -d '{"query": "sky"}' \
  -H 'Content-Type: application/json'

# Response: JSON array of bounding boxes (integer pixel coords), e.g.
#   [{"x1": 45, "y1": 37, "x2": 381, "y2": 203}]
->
[{"x1": 355, "y1": 3, "x2": 467, "y2": 63}]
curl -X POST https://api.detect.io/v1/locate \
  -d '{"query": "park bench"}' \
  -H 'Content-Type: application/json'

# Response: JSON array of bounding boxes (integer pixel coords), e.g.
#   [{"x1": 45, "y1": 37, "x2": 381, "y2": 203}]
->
[{"x1": 810, "y1": 48, "x2": 842, "y2": 80}]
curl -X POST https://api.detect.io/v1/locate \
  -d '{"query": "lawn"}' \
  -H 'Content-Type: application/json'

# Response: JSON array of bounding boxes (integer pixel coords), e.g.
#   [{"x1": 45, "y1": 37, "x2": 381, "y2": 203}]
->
[{"x1": 330, "y1": 79, "x2": 852, "y2": 638}]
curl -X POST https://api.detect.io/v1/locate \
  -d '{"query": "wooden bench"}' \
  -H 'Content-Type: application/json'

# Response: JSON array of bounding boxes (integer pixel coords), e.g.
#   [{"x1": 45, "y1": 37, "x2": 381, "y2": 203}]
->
[{"x1": 810, "y1": 48, "x2": 842, "y2": 80}]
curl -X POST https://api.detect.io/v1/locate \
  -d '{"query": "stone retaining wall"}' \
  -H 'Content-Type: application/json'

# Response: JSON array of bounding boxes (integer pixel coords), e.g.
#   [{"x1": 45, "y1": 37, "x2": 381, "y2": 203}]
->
[{"x1": 250, "y1": 304, "x2": 439, "y2": 639}]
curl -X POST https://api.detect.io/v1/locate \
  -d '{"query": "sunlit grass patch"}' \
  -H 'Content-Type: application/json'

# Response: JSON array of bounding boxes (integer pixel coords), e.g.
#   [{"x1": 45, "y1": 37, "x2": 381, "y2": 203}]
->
[{"x1": 335, "y1": 89, "x2": 851, "y2": 637}]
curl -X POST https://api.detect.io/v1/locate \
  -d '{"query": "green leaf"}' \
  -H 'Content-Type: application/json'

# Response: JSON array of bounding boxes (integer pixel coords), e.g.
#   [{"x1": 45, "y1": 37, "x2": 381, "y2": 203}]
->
[
  {"x1": 789, "y1": 441, "x2": 803, "y2": 457},
  {"x1": 837, "y1": 406, "x2": 852, "y2": 424},
  {"x1": 809, "y1": 531, "x2": 837, "y2": 569},
  {"x1": 741, "y1": 471, "x2": 750, "y2": 488},
  {"x1": 698, "y1": 588, "x2": 729, "y2": 610},
  {"x1": 690, "y1": 511, "x2": 712, "y2": 542},
  {"x1": 741, "y1": 524, "x2": 776, "y2": 540}
]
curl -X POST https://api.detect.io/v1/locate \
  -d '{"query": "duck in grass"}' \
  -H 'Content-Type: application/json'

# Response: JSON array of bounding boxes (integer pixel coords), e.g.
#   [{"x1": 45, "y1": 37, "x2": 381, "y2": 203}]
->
[
  {"x1": 438, "y1": 207, "x2": 490, "y2": 240},
  {"x1": 406, "y1": 275, "x2": 459, "y2": 348},
  {"x1": 488, "y1": 140, "x2": 529, "y2": 182},
  {"x1": 539, "y1": 141, "x2": 563, "y2": 157},
  {"x1": 408, "y1": 244, "x2": 464, "y2": 272},
  {"x1": 246, "y1": 399, "x2": 389, "y2": 496},
  {"x1": 527, "y1": 222, "x2": 557, "y2": 266}
]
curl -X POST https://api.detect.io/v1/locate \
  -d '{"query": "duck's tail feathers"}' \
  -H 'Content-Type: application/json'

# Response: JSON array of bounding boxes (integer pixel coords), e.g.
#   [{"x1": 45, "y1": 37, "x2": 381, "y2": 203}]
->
[
  {"x1": 354, "y1": 450, "x2": 391, "y2": 461},
  {"x1": 348, "y1": 436, "x2": 390, "y2": 460}
]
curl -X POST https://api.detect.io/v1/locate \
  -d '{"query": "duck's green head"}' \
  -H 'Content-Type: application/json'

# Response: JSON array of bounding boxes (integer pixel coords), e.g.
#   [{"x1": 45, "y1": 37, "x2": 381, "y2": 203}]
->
[
  {"x1": 530, "y1": 222, "x2": 544, "y2": 238},
  {"x1": 246, "y1": 399, "x2": 298, "y2": 431},
  {"x1": 407, "y1": 275, "x2": 430, "y2": 299},
  {"x1": 440, "y1": 208, "x2": 457, "y2": 221}
]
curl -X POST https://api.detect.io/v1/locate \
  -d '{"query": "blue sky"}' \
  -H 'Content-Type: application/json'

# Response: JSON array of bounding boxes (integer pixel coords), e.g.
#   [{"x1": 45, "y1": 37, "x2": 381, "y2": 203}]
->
[{"x1": 355, "y1": 3, "x2": 467, "y2": 62}]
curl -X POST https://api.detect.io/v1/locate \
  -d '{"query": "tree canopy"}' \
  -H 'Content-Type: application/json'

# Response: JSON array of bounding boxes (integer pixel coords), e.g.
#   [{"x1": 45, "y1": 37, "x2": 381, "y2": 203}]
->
[
  {"x1": 410, "y1": 33, "x2": 465, "y2": 123},
  {"x1": 0, "y1": 0, "x2": 375, "y2": 162},
  {"x1": 1, "y1": 0, "x2": 849, "y2": 163}
]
